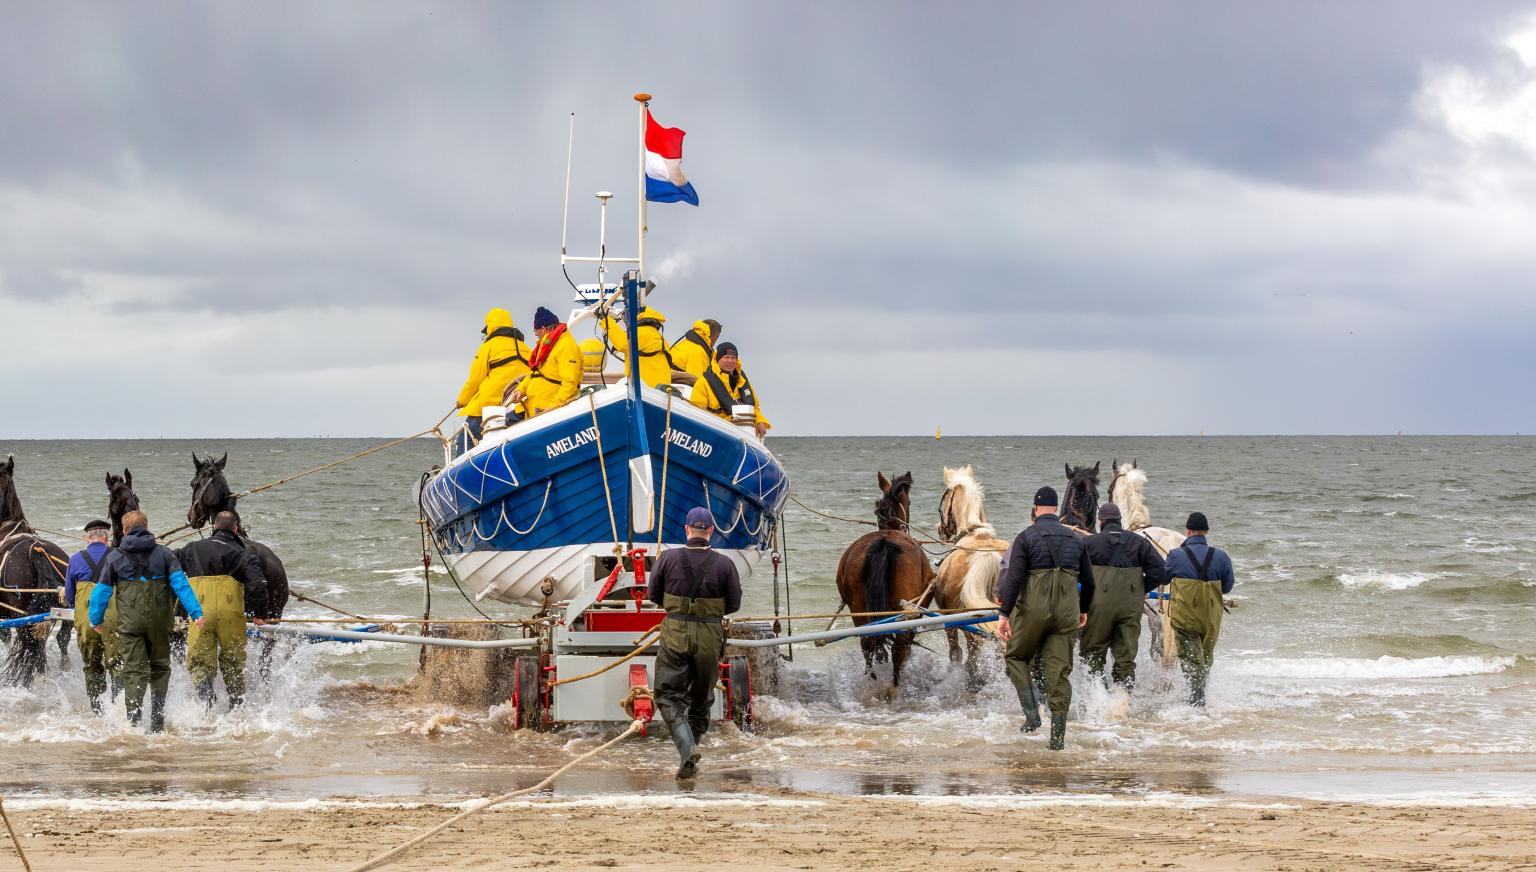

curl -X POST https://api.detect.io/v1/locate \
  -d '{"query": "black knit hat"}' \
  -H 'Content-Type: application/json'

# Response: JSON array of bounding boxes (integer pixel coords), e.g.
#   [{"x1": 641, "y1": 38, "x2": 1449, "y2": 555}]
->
[
  {"x1": 715, "y1": 342, "x2": 739, "y2": 359},
  {"x1": 83, "y1": 519, "x2": 110, "y2": 532},
  {"x1": 1185, "y1": 512, "x2": 1209, "y2": 532},
  {"x1": 1033, "y1": 486, "x2": 1058, "y2": 507}
]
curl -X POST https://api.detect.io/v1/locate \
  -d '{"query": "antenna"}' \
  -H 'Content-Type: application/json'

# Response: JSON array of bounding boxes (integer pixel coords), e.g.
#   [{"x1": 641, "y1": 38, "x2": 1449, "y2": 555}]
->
[
  {"x1": 560, "y1": 113, "x2": 575, "y2": 257},
  {"x1": 596, "y1": 191, "x2": 613, "y2": 300}
]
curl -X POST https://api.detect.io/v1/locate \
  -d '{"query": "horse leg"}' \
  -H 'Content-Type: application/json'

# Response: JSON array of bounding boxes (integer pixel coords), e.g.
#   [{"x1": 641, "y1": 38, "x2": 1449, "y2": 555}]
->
[
  {"x1": 945, "y1": 627, "x2": 962, "y2": 664},
  {"x1": 888, "y1": 632, "x2": 913, "y2": 701},
  {"x1": 860, "y1": 637, "x2": 877, "y2": 679},
  {"x1": 964, "y1": 631, "x2": 986, "y2": 694}
]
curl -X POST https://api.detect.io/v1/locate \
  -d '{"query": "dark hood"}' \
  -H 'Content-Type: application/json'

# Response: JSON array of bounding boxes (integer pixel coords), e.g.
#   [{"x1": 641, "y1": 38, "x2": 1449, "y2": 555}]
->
[{"x1": 119, "y1": 527, "x2": 159, "y2": 553}]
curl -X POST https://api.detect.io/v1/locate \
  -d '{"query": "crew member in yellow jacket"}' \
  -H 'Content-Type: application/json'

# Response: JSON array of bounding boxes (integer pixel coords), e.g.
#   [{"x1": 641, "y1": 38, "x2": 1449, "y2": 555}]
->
[
  {"x1": 511, "y1": 306, "x2": 584, "y2": 416},
  {"x1": 600, "y1": 307, "x2": 673, "y2": 388},
  {"x1": 669, "y1": 319, "x2": 721, "y2": 380},
  {"x1": 454, "y1": 308, "x2": 530, "y2": 450},
  {"x1": 690, "y1": 342, "x2": 770, "y2": 438}
]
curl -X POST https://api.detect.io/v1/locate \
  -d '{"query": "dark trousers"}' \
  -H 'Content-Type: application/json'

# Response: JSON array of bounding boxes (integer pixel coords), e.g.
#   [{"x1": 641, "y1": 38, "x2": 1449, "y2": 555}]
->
[
  {"x1": 454, "y1": 416, "x2": 483, "y2": 456},
  {"x1": 655, "y1": 645, "x2": 718, "y2": 739}
]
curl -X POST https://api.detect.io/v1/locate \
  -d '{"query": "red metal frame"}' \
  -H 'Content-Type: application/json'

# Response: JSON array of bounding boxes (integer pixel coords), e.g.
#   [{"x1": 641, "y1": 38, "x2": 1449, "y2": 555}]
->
[
  {"x1": 628, "y1": 662, "x2": 654, "y2": 734},
  {"x1": 585, "y1": 609, "x2": 667, "y2": 632}
]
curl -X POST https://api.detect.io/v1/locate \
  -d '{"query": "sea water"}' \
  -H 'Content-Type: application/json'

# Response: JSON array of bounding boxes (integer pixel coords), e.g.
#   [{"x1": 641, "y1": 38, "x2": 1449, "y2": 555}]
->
[{"x1": 1, "y1": 436, "x2": 1532, "y2": 806}]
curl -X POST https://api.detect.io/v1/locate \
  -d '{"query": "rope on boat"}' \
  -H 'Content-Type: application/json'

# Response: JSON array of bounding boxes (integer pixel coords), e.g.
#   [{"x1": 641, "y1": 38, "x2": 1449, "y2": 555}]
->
[
  {"x1": 655, "y1": 388, "x2": 674, "y2": 551},
  {"x1": 587, "y1": 392, "x2": 623, "y2": 556},
  {"x1": 157, "y1": 409, "x2": 457, "y2": 540},
  {"x1": 344, "y1": 719, "x2": 645, "y2": 872},
  {"x1": 548, "y1": 627, "x2": 660, "y2": 688}
]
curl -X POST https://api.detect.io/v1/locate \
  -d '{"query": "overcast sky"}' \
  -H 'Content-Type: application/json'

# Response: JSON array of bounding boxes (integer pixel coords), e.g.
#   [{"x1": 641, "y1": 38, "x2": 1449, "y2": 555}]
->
[{"x1": 4, "y1": 2, "x2": 1536, "y2": 437}]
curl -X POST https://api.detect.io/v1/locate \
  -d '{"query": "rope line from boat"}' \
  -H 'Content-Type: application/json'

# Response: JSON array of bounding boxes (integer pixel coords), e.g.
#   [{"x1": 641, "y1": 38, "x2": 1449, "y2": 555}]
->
[
  {"x1": 655, "y1": 389, "x2": 674, "y2": 552},
  {"x1": 548, "y1": 627, "x2": 660, "y2": 689},
  {"x1": 156, "y1": 408, "x2": 457, "y2": 541},
  {"x1": 700, "y1": 479, "x2": 748, "y2": 534},
  {"x1": 586, "y1": 392, "x2": 623, "y2": 557},
  {"x1": 343, "y1": 718, "x2": 646, "y2": 872},
  {"x1": 785, "y1": 493, "x2": 999, "y2": 555},
  {"x1": 503, "y1": 481, "x2": 554, "y2": 536}
]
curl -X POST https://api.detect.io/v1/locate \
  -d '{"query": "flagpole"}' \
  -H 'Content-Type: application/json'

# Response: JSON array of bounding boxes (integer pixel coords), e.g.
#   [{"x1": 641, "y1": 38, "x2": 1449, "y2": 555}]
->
[{"x1": 634, "y1": 92, "x2": 650, "y2": 288}]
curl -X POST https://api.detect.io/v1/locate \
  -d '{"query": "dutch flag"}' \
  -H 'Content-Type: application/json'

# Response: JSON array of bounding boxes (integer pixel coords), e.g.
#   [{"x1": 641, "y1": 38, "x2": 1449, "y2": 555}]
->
[{"x1": 645, "y1": 110, "x2": 699, "y2": 206}]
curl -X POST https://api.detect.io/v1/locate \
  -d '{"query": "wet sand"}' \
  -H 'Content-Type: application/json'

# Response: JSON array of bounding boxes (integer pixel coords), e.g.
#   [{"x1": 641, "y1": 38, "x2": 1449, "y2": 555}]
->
[{"x1": 7, "y1": 793, "x2": 1534, "y2": 871}]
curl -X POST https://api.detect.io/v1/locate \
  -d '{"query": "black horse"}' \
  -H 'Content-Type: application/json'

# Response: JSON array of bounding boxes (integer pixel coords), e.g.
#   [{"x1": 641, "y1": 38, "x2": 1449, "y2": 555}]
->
[
  {"x1": 106, "y1": 469, "x2": 140, "y2": 548},
  {"x1": 1061, "y1": 462, "x2": 1100, "y2": 533},
  {"x1": 187, "y1": 453, "x2": 291, "y2": 626},
  {"x1": 0, "y1": 455, "x2": 69, "y2": 686}
]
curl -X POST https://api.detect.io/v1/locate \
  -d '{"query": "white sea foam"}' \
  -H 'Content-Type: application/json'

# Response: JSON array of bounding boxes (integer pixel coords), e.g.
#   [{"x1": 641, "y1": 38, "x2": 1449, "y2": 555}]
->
[
  {"x1": 870, "y1": 793, "x2": 1293, "y2": 810},
  {"x1": 1337, "y1": 571, "x2": 1432, "y2": 590},
  {"x1": 1227, "y1": 655, "x2": 1515, "y2": 680},
  {"x1": 4, "y1": 793, "x2": 824, "y2": 813}
]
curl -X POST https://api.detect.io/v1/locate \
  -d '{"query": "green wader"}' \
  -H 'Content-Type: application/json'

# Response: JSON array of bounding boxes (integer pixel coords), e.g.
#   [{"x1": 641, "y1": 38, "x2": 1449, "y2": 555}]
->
[
  {"x1": 115, "y1": 578, "x2": 175, "y2": 730},
  {"x1": 1169, "y1": 549, "x2": 1224, "y2": 706},
  {"x1": 186, "y1": 575, "x2": 247, "y2": 706},
  {"x1": 1080, "y1": 564, "x2": 1145, "y2": 689},
  {"x1": 74, "y1": 580, "x2": 122, "y2": 711},
  {"x1": 656, "y1": 590, "x2": 725, "y2": 767},
  {"x1": 1004, "y1": 566, "x2": 1081, "y2": 717}
]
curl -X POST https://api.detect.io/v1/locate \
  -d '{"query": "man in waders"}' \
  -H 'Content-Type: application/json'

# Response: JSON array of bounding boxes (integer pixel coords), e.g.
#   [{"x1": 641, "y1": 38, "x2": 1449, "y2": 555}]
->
[
  {"x1": 995, "y1": 487, "x2": 1095, "y2": 750},
  {"x1": 1161, "y1": 512, "x2": 1235, "y2": 707},
  {"x1": 646, "y1": 506, "x2": 742, "y2": 779},
  {"x1": 1080, "y1": 503, "x2": 1166, "y2": 690},
  {"x1": 64, "y1": 519, "x2": 120, "y2": 712},
  {"x1": 177, "y1": 511, "x2": 268, "y2": 710},
  {"x1": 88, "y1": 511, "x2": 204, "y2": 732}
]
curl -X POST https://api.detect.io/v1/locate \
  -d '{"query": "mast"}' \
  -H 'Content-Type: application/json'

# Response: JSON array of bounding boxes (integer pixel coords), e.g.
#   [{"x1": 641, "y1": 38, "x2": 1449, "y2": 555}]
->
[{"x1": 635, "y1": 92, "x2": 650, "y2": 292}]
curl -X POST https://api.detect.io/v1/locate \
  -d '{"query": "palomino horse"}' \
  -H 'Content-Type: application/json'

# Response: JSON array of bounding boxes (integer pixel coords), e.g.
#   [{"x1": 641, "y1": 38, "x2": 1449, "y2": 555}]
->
[
  {"x1": 933, "y1": 465, "x2": 1008, "y2": 690},
  {"x1": 834, "y1": 472, "x2": 934, "y2": 694},
  {"x1": 0, "y1": 455, "x2": 70, "y2": 686},
  {"x1": 187, "y1": 453, "x2": 291, "y2": 630},
  {"x1": 1106, "y1": 458, "x2": 1187, "y2": 658},
  {"x1": 1060, "y1": 462, "x2": 1100, "y2": 533}
]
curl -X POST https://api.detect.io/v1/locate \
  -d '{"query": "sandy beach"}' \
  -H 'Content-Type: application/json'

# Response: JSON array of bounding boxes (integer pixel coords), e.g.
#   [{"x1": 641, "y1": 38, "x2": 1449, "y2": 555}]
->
[{"x1": 6, "y1": 792, "x2": 1534, "y2": 871}]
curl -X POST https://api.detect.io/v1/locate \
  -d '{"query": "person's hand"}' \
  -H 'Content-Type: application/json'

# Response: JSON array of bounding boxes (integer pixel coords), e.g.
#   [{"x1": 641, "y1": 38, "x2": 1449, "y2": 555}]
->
[
  {"x1": 91, "y1": 624, "x2": 104, "y2": 635},
  {"x1": 754, "y1": 422, "x2": 767, "y2": 439},
  {"x1": 995, "y1": 614, "x2": 1011, "y2": 641},
  {"x1": 1078, "y1": 612, "x2": 1088, "y2": 629},
  {"x1": 193, "y1": 617, "x2": 206, "y2": 630},
  {"x1": 509, "y1": 388, "x2": 526, "y2": 403},
  {"x1": 252, "y1": 618, "x2": 267, "y2": 626}
]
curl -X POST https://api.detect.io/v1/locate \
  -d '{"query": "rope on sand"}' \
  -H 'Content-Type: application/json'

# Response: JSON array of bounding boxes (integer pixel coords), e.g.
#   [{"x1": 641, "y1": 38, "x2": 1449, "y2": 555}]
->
[
  {"x1": 344, "y1": 719, "x2": 645, "y2": 872},
  {"x1": 0, "y1": 796, "x2": 33, "y2": 872}
]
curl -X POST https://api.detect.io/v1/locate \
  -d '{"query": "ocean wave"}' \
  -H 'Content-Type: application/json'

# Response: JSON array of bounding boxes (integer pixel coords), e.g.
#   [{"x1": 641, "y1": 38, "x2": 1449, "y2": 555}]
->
[
  {"x1": 4, "y1": 793, "x2": 824, "y2": 814},
  {"x1": 1226, "y1": 655, "x2": 1516, "y2": 680},
  {"x1": 1336, "y1": 571, "x2": 1432, "y2": 590},
  {"x1": 1360, "y1": 493, "x2": 1416, "y2": 501}
]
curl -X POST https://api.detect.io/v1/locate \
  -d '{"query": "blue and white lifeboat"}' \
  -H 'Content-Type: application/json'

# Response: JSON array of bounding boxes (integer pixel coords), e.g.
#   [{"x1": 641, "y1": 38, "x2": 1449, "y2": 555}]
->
[{"x1": 420, "y1": 278, "x2": 788, "y2": 606}]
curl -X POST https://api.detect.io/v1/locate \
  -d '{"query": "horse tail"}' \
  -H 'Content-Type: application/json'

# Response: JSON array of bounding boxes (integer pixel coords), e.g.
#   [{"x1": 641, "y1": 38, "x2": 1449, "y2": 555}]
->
[
  {"x1": 958, "y1": 547, "x2": 1003, "y2": 610},
  {"x1": 861, "y1": 535, "x2": 895, "y2": 616}
]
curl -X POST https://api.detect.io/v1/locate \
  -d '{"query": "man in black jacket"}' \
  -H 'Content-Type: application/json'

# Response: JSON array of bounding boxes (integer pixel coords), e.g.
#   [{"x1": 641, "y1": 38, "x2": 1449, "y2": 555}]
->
[
  {"x1": 177, "y1": 511, "x2": 268, "y2": 709},
  {"x1": 1080, "y1": 503, "x2": 1165, "y2": 691},
  {"x1": 996, "y1": 486, "x2": 1095, "y2": 750},
  {"x1": 647, "y1": 507, "x2": 742, "y2": 779}
]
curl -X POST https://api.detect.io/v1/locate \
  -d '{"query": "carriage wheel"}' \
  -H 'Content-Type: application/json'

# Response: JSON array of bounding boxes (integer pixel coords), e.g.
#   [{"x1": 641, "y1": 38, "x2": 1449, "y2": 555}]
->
[
  {"x1": 725, "y1": 655, "x2": 752, "y2": 732},
  {"x1": 513, "y1": 655, "x2": 545, "y2": 730}
]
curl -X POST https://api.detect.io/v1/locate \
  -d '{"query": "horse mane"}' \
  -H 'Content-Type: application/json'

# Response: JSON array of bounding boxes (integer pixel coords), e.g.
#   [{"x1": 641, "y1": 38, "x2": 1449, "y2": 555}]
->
[
  {"x1": 940, "y1": 465, "x2": 993, "y2": 540},
  {"x1": 1110, "y1": 462, "x2": 1151, "y2": 529},
  {"x1": 0, "y1": 459, "x2": 28, "y2": 533}
]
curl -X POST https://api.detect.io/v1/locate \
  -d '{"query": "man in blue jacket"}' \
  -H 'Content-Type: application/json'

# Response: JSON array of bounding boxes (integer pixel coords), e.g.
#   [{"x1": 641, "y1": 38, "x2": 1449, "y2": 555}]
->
[
  {"x1": 89, "y1": 511, "x2": 204, "y2": 731},
  {"x1": 1161, "y1": 512, "x2": 1236, "y2": 707},
  {"x1": 65, "y1": 519, "x2": 120, "y2": 712}
]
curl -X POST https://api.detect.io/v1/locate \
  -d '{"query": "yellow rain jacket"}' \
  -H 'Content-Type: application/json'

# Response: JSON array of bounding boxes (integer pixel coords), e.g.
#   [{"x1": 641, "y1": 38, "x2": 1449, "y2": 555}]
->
[
  {"x1": 600, "y1": 307, "x2": 673, "y2": 388},
  {"x1": 455, "y1": 308, "x2": 531, "y2": 417},
  {"x1": 668, "y1": 319, "x2": 715, "y2": 379},
  {"x1": 690, "y1": 358, "x2": 770, "y2": 431},
  {"x1": 524, "y1": 327, "x2": 584, "y2": 415},
  {"x1": 578, "y1": 337, "x2": 606, "y2": 374}
]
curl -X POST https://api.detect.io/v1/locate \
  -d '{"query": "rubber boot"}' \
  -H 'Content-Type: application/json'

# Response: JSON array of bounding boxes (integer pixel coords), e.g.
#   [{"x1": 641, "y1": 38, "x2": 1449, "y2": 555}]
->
[
  {"x1": 1014, "y1": 678, "x2": 1043, "y2": 733},
  {"x1": 148, "y1": 692, "x2": 167, "y2": 734},
  {"x1": 195, "y1": 680, "x2": 218, "y2": 710},
  {"x1": 669, "y1": 720, "x2": 700, "y2": 780},
  {"x1": 1048, "y1": 713, "x2": 1067, "y2": 751}
]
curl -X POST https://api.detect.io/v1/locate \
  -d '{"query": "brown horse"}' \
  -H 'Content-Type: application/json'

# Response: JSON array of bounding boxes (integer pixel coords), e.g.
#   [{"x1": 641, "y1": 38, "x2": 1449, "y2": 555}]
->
[
  {"x1": 933, "y1": 465, "x2": 1007, "y2": 691},
  {"x1": 0, "y1": 455, "x2": 69, "y2": 686},
  {"x1": 834, "y1": 471, "x2": 934, "y2": 695}
]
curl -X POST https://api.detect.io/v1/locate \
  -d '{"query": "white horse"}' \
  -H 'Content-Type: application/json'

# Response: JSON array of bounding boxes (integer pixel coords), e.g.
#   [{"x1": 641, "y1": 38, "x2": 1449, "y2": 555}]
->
[
  {"x1": 934, "y1": 465, "x2": 1008, "y2": 690},
  {"x1": 1106, "y1": 459, "x2": 1186, "y2": 662}
]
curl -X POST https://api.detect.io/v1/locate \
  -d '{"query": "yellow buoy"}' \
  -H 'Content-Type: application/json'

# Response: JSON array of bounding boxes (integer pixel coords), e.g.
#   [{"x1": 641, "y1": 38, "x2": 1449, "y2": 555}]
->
[{"x1": 935, "y1": 426, "x2": 942, "y2": 440}]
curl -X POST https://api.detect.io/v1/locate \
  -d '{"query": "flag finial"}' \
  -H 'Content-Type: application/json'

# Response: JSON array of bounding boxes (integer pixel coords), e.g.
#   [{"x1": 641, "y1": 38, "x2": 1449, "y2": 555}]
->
[{"x1": 633, "y1": 92, "x2": 651, "y2": 103}]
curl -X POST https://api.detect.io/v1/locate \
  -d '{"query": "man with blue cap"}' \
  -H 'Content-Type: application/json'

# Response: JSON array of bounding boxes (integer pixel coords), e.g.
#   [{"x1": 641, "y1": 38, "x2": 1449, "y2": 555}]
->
[
  {"x1": 647, "y1": 506, "x2": 742, "y2": 779},
  {"x1": 509, "y1": 306, "x2": 583, "y2": 417},
  {"x1": 995, "y1": 485, "x2": 1095, "y2": 750}
]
